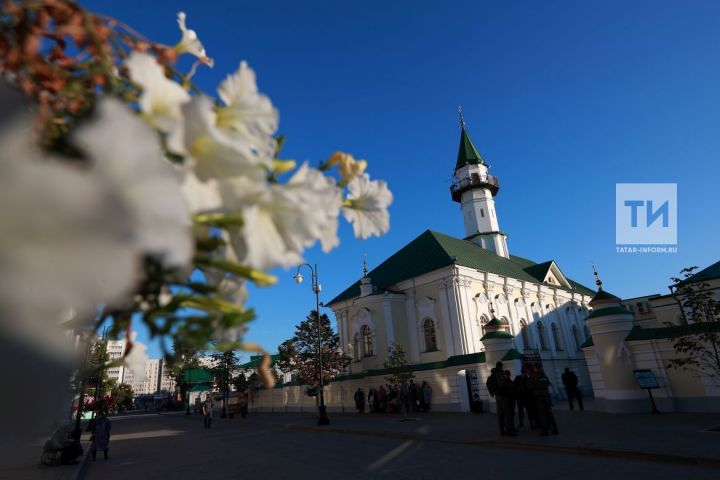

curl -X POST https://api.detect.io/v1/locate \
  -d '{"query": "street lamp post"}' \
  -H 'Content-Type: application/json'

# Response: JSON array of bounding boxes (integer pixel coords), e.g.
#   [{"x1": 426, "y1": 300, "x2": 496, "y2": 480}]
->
[
  {"x1": 293, "y1": 263, "x2": 330, "y2": 426},
  {"x1": 184, "y1": 356, "x2": 191, "y2": 415}
]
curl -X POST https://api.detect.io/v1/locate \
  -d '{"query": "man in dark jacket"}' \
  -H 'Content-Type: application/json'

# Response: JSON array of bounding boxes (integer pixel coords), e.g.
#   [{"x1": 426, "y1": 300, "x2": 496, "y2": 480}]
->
[
  {"x1": 354, "y1": 388, "x2": 365, "y2": 413},
  {"x1": 530, "y1": 366, "x2": 558, "y2": 436},
  {"x1": 512, "y1": 367, "x2": 532, "y2": 428},
  {"x1": 561, "y1": 367, "x2": 584, "y2": 411},
  {"x1": 486, "y1": 361, "x2": 516, "y2": 436}
]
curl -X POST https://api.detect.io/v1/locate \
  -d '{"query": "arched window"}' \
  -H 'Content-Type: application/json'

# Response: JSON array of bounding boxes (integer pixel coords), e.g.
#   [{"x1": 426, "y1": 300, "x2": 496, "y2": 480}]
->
[
  {"x1": 353, "y1": 333, "x2": 360, "y2": 360},
  {"x1": 502, "y1": 316, "x2": 512, "y2": 334},
  {"x1": 537, "y1": 321, "x2": 549, "y2": 350},
  {"x1": 551, "y1": 323, "x2": 563, "y2": 351},
  {"x1": 423, "y1": 318, "x2": 438, "y2": 352},
  {"x1": 571, "y1": 325, "x2": 581, "y2": 351},
  {"x1": 479, "y1": 314, "x2": 489, "y2": 334},
  {"x1": 520, "y1": 320, "x2": 532, "y2": 350},
  {"x1": 583, "y1": 325, "x2": 590, "y2": 341},
  {"x1": 361, "y1": 325, "x2": 373, "y2": 357}
]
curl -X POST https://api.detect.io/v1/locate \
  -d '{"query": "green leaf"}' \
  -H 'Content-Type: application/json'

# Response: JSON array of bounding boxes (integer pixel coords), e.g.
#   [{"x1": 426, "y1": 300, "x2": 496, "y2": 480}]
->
[
  {"x1": 195, "y1": 257, "x2": 277, "y2": 286},
  {"x1": 173, "y1": 294, "x2": 246, "y2": 314},
  {"x1": 193, "y1": 213, "x2": 245, "y2": 228}
]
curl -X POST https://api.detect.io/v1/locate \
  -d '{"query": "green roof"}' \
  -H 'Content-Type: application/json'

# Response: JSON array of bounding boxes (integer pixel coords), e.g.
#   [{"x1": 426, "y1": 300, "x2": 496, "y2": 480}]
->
[
  {"x1": 485, "y1": 317, "x2": 509, "y2": 328},
  {"x1": 188, "y1": 383, "x2": 212, "y2": 392},
  {"x1": 677, "y1": 260, "x2": 720, "y2": 287},
  {"x1": 240, "y1": 354, "x2": 280, "y2": 370},
  {"x1": 181, "y1": 368, "x2": 213, "y2": 384},
  {"x1": 587, "y1": 305, "x2": 631, "y2": 319},
  {"x1": 625, "y1": 322, "x2": 720, "y2": 342},
  {"x1": 590, "y1": 289, "x2": 621, "y2": 304},
  {"x1": 455, "y1": 127, "x2": 485, "y2": 170},
  {"x1": 523, "y1": 261, "x2": 554, "y2": 283},
  {"x1": 331, "y1": 352, "x2": 486, "y2": 383},
  {"x1": 481, "y1": 331, "x2": 514, "y2": 340},
  {"x1": 501, "y1": 348, "x2": 523, "y2": 361},
  {"x1": 327, "y1": 230, "x2": 595, "y2": 305}
]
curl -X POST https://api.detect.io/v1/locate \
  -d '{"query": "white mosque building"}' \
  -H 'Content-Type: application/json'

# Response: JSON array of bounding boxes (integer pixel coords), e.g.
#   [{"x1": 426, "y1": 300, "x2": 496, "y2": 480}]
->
[
  {"x1": 248, "y1": 116, "x2": 718, "y2": 414},
  {"x1": 319, "y1": 116, "x2": 595, "y2": 411}
]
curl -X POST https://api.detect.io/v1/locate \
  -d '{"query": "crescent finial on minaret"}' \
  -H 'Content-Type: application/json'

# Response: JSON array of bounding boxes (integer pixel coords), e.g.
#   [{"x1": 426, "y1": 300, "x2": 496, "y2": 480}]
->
[
  {"x1": 592, "y1": 262, "x2": 603, "y2": 290},
  {"x1": 458, "y1": 105, "x2": 466, "y2": 129}
]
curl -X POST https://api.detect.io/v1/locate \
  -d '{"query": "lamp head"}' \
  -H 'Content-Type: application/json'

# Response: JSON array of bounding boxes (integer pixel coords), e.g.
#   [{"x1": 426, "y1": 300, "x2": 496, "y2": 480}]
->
[{"x1": 293, "y1": 272, "x2": 304, "y2": 284}]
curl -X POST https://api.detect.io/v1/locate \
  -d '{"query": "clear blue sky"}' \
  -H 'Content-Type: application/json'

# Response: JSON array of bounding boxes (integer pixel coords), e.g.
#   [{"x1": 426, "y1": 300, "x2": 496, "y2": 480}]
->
[{"x1": 85, "y1": 0, "x2": 720, "y2": 360}]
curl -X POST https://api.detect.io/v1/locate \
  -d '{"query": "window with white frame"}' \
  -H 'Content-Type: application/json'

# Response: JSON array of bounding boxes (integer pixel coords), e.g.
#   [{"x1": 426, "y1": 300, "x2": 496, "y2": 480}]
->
[
  {"x1": 571, "y1": 325, "x2": 581, "y2": 351},
  {"x1": 353, "y1": 333, "x2": 360, "y2": 360},
  {"x1": 423, "y1": 318, "x2": 438, "y2": 352},
  {"x1": 551, "y1": 323, "x2": 563, "y2": 351},
  {"x1": 520, "y1": 320, "x2": 532, "y2": 350},
  {"x1": 361, "y1": 325, "x2": 373, "y2": 357},
  {"x1": 537, "y1": 321, "x2": 549, "y2": 350}
]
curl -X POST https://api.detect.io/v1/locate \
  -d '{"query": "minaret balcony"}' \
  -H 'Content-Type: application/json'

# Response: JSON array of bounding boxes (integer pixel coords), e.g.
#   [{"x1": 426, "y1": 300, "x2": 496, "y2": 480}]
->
[{"x1": 450, "y1": 173, "x2": 499, "y2": 201}]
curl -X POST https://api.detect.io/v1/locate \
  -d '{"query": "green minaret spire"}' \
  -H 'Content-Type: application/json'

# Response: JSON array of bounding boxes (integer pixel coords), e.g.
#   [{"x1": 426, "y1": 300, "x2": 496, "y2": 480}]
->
[{"x1": 455, "y1": 106, "x2": 485, "y2": 170}]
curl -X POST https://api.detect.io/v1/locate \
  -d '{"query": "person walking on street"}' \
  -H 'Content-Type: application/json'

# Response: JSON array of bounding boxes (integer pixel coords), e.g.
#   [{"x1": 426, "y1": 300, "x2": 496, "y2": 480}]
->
[
  {"x1": 368, "y1": 388, "x2": 376, "y2": 413},
  {"x1": 90, "y1": 411, "x2": 111, "y2": 461},
  {"x1": 421, "y1": 381, "x2": 432, "y2": 412},
  {"x1": 378, "y1": 385, "x2": 388, "y2": 413},
  {"x1": 486, "y1": 362, "x2": 517, "y2": 436},
  {"x1": 354, "y1": 387, "x2": 366, "y2": 413},
  {"x1": 521, "y1": 367, "x2": 539, "y2": 428},
  {"x1": 512, "y1": 367, "x2": 529, "y2": 428},
  {"x1": 408, "y1": 380, "x2": 419, "y2": 412},
  {"x1": 203, "y1": 394, "x2": 215, "y2": 429},
  {"x1": 239, "y1": 394, "x2": 248, "y2": 419},
  {"x1": 561, "y1": 367, "x2": 584, "y2": 411},
  {"x1": 530, "y1": 366, "x2": 558, "y2": 436}
]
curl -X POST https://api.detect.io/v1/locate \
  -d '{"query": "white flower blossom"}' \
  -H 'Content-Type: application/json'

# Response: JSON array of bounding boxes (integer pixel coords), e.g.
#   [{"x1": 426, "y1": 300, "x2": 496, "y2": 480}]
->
[
  {"x1": 183, "y1": 95, "x2": 269, "y2": 183},
  {"x1": 222, "y1": 163, "x2": 342, "y2": 270},
  {"x1": 216, "y1": 61, "x2": 278, "y2": 159},
  {"x1": 175, "y1": 12, "x2": 213, "y2": 66},
  {"x1": 342, "y1": 173, "x2": 393, "y2": 239},
  {"x1": 125, "y1": 51, "x2": 190, "y2": 154},
  {"x1": 217, "y1": 276, "x2": 248, "y2": 306},
  {"x1": 327, "y1": 151, "x2": 367, "y2": 182},
  {"x1": 180, "y1": 169, "x2": 223, "y2": 213},
  {"x1": 74, "y1": 98, "x2": 193, "y2": 267},
  {"x1": 0, "y1": 91, "x2": 138, "y2": 356}
]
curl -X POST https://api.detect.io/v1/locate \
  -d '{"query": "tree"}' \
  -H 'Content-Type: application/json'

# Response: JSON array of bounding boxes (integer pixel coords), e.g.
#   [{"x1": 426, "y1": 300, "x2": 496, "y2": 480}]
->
[
  {"x1": 233, "y1": 372, "x2": 249, "y2": 392},
  {"x1": 383, "y1": 342, "x2": 415, "y2": 389},
  {"x1": 168, "y1": 340, "x2": 201, "y2": 406},
  {"x1": 84, "y1": 339, "x2": 110, "y2": 395},
  {"x1": 209, "y1": 347, "x2": 240, "y2": 417},
  {"x1": 276, "y1": 311, "x2": 350, "y2": 388},
  {"x1": 667, "y1": 267, "x2": 720, "y2": 384},
  {"x1": 111, "y1": 383, "x2": 134, "y2": 411}
]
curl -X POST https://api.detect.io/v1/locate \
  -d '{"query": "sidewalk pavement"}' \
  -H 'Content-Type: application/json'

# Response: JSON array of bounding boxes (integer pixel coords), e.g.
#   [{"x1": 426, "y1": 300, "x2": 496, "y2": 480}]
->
[
  {"x1": 0, "y1": 432, "x2": 91, "y2": 480},
  {"x1": 241, "y1": 405, "x2": 720, "y2": 467}
]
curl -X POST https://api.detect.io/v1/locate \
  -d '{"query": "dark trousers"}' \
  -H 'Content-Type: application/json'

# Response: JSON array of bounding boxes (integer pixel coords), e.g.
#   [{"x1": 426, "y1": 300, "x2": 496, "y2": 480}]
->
[
  {"x1": 516, "y1": 397, "x2": 527, "y2": 426},
  {"x1": 525, "y1": 395, "x2": 539, "y2": 427},
  {"x1": 204, "y1": 414, "x2": 212, "y2": 428},
  {"x1": 496, "y1": 395, "x2": 515, "y2": 434},
  {"x1": 536, "y1": 395, "x2": 558, "y2": 434},
  {"x1": 565, "y1": 387, "x2": 584, "y2": 410}
]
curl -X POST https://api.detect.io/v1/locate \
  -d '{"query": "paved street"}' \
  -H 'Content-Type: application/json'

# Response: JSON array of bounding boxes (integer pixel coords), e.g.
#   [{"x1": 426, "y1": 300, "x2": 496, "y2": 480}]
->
[{"x1": 82, "y1": 411, "x2": 720, "y2": 480}]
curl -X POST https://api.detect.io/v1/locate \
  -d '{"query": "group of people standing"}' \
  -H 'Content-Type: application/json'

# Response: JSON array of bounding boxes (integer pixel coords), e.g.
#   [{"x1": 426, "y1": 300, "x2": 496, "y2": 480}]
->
[
  {"x1": 354, "y1": 380, "x2": 432, "y2": 414},
  {"x1": 486, "y1": 361, "x2": 568, "y2": 437}
]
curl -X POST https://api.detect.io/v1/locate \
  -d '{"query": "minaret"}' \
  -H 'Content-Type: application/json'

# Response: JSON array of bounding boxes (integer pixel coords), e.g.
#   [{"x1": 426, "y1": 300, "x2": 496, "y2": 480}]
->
[
  {"x1": 359, "y1": 254, "x2": 373, "y2": 296},
  {"x1": 450, "y1": 108, "x2": 509, "y2": 258},
  {"x1": 584, "y1": 265, "x2": 640, "y2": 412}
]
